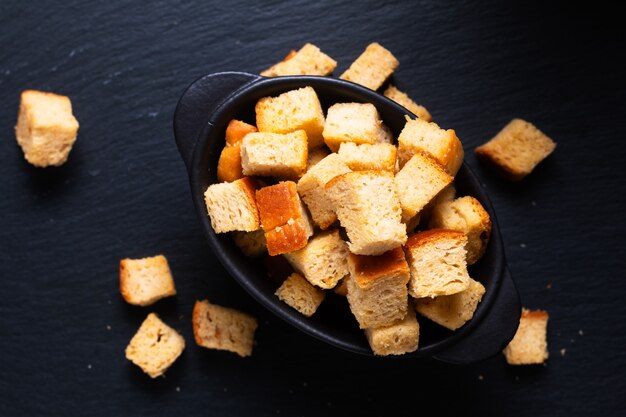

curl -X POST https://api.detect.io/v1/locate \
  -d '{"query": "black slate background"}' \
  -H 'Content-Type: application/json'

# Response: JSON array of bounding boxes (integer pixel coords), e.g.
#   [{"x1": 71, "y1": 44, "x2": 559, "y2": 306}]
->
[{"x1": 1, "y1": 1, "x2": 625, "y2": 416}]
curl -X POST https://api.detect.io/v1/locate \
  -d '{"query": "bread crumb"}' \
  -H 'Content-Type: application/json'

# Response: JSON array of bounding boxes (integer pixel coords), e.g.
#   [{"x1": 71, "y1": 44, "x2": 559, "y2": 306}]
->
[
  {"x1": 302, "y1": 382, "x2": 308, "y2": 387},
  {"x1": 520, "y1": 243, "x2": 526, "y2": 248},
  {"x1": 514, "y1": 376, "x2": 520, "y2": 381},
  {"x1": 531, "y1": 201, "x2": 537, "y2": 207},
  {"x1": 579, "y1": 330, "x2": 584, "y2": 336},
  {"x1": 547, "y1": 283, "x2": 552, "y2": 289},
  {"x1": 560, "y1": 348, "x2": 566, "y2": 356},
  {"x1": 106, "y1": 325, "x2": 111, "y2": 330},
  {"x1": 176, "y1": 386, "x2": 181, "y2": 392},
  {"x1": 87, "y1": 364, "x2": 92, "y2": 369},
  {"x1": 478, "y1": 374, "x2": 484, "y2": 381}
]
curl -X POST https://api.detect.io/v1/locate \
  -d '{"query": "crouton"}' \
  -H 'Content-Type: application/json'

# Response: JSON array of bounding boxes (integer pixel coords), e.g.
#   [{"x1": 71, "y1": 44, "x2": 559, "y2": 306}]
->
[
  {"x1": 339, "y1": 42, "x2": 399, "y2": 90},
  {"x1": 428, "y1": 196, "x2": 492, "y2": 264},
  {"x1": 192, "y1": 300, "x2": 258, "y2": 357},
  {"x1": 306, "y1": 147, "x2": 331, "y2": 170},
  {"x1": 15, "y1": 90, "x2": 80, "y2": 167},
  {"x1": 256, "y1": 181, "x2": 313, "y2": 255},
  {"x1": 125, "y1": 313, "x2": 185, "y2": 378},
  {"x1": 297, "y1": 153, "x2": 351, "y2": 229},
  {"x1": 225, "y1": 119, "x2": 257, "y2": 146},
  {"x1": 261, "y1": 43, "x2": 337, "y2": 77},
  {"x1": 255, "y1": 86, "x2": 325, "y2": 148},
  {"x1": 275, "y1": 272, "x2": 325, "y2": 317},
  {"x1": 394, "y1": 152, "x2": 453, "y2": 222},
  {"x1": 322, "y1": 103, "x2": 392, "y2": 152},
  {"x1": 325, "y1": 170, "x2": 407, "y2": 256},
  {"x1": 240, "y1": 130, "x2": 308, "y2": 179},
  {"x1": 365, "y1": 307, "x2": 420, "y2": 356},
  {"x1": 383, "y1": 85, "x2": 432, "y2": 122},
  {"x1": 475, "y1": 119, "x2": 556, "y2": 181},
  {"x1": 204, "y1": 177, "x2": 260, "y2": 233},
  {"x1": 405, "y1": 229, "x2": 470, "y2": 298},
  {"x1": 337, "y1": 142, "x2": 397, "y2": 172},
  {"x1": 346, "y1": 247, "x2": 410, "y2": 329},
  {"x1": 414, "y1": 277, "x2": 485, "y2": 330},
  {"x1": 119, "y1": 255, "x2": 177, "y2": 306},
  {"x1": 503, "y1": 309, "x2": 549, "y2": 365},
  {"x1": 397, "y1": 116, "x2": 464, "y2": 175},
  {"x1": 217, "y1": 143, "x2": 244, "y2": 182},
  {"x1": 283, "y1": 229, "x2": 349, "y2": 289},
  {"x1": 232, "y1": 230, "x2": 267, "y2": 257}
]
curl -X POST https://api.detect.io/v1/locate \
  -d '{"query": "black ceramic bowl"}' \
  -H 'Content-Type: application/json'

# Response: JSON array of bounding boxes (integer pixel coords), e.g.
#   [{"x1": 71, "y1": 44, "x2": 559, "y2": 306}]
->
[{"x1": 174, "y1": 72, "x2": 521, "y2": 364}]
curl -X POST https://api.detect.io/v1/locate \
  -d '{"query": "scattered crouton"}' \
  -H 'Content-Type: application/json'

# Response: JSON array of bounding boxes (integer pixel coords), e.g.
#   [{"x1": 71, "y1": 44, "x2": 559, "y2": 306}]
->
[
  {"x1": 475, "y1": 118, "x2": 556, "y2": 181},
  {"x1": 261, "y1": 43, "x2": 337, "y2": 77},
  {"x1": 340, "y1": 42, "x2": 399, "y2": 90},
  {"x1": 322, "y1": 102, "x2": 392, "y2": 152},
  {"x1": 337, "y1": 142, "x2": 397, "y2": 172},
  {"x1": 125, "y1": 313, "x2": 185, "y2": 378},
  {"x1": 225, "y1": 119, "x2": 258, "y2": 146},
  {"x1": 15, "y1": 90, "x2": 80, "y2": 167},
  {"x1": 383, "y1": 85, "x2": 432, "y2": 122},
  {"x1": 120, "y1": 255, "x2": 176, "y2": 306},
  {"x1": 365, "y1": 307, "x2": 420, "y2": 356},
  {"x1": 204, "y1": 177, "x2": 260, "y2": 233},
  {"x1": 241, "y1": 130, "x2": 308, "y2": 179},
  {"x1": 275, "y1": 272, "x2": 325, "y2": 317},
  {"x1": 192, "y1": 300, "x2": 258, "y2": 357},
  {"x1": 503, "y1": 309, "x2": 549, "y2": 365}
]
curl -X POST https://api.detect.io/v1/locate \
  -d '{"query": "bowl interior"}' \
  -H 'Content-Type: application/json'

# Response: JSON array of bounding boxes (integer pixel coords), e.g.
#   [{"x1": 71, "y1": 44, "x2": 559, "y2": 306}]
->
[{"x1": 189, "y1": 75, "x2": 504, "y2": 357}]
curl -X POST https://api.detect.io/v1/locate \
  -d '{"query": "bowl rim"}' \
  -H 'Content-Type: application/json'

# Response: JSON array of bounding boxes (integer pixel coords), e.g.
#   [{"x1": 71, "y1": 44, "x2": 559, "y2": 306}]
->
[{"x1": 186, "y1": 74, "x2": 506, "y2": 357}]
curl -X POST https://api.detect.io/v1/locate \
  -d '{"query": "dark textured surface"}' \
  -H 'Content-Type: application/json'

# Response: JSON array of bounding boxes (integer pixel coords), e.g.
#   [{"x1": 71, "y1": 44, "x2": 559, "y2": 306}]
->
[{"x1": 1, "y1": 1, "x2": 625, "y2": 416}]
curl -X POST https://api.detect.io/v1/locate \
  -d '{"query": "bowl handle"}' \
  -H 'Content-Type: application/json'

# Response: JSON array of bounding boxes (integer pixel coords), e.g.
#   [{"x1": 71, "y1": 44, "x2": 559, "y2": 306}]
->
[
  {"x1": 433, "y1": 268, "x2": 522, "y2": 364},
  {"x1": 173, "y1": 71, "x2": 262, "y2": 169}
]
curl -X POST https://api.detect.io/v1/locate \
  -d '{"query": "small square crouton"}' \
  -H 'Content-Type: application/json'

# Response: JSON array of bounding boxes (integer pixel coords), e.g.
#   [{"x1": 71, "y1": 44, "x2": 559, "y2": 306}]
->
[
  {"x1": 340, "y1": 42, "x2": 399, "y2": 91},
  {"x1": 225, "y1": 119, "x2": 258, "y2": 146},
  {"x1": 217, "y1": 144, "x2": 244, "y2": 183},
  {"x1": 232, "y1": 230, "x2": 267, "y2": 257},
  {"x1": 346, "y1": 247, "x2": 411, "y2": 329},
  {"x1": 322, "y1": 103, "x2": 392, "y2": 152},
  {"x1": 261, "y1": 43, "x2": 338, "y2": 77},
  {"x1": 414, "y1": 277, "x2": 486, "y2": 330},
  {"x1": 306, "y1": 147, "x2": 331, "y2": 170},
  {"x1": 241, "y1": 130, "x2": 308, "y2": 179},
  {"x1": 395, "y1": 152, "x2": 453, "y2": 222},
  {"x1": 397, "y1": 116, "x2": 464, "y2": 175},
  {"x1": 15, "y1": 90, "x2": 80, "y2": 167},
  {"x1": 365, "y1": 307, "x2": 420, "y2": 356},
  {"x1": 204, "y1": 177, "x2": 260, "y2": 233},
  {"x1": 275, "y1": 272, "x2": 326, "y2": 317},
  {"x1": 255, "y1": 86, "x2": 325, "y2": 148},
  {"x1": 283, "y1": 229, "x2": 349, "y2": 289},
  {"x1": 120, "y1": 255, "x2": 176, "y2": 306},
  {"x1": 297, "y1": 153, "x2": 351, "y2": 229},
  {"x1": 125, "y1": 313, "x2": 185, "y2": 378},
  {"x1": 475, "y1": 118, "x2": 556, "y2": 181},
  {"x1": 192, "y1": 300, "x2": 258, "y2": 357},
  {"x1": 383, "y1": 85, "x2": 432, "y2": 122},
  {"x1": 503, "y1": 309, "x2": 549, "y2": 365},
  {"x1": 405, "y1": 229, "x2": 470, "y2": 298},
  {"x1": 337, "y1": 142, "x2": 397, "y2": 172},
  {"x1": 256, "y1": 181, "x2": 314, "y2": 255},
  {"x1": 429, "y1": 196, "x2": 492, "y2": 265},
  {"x1": 325, "y1": 170, "x2": 407, "y2": 256}
]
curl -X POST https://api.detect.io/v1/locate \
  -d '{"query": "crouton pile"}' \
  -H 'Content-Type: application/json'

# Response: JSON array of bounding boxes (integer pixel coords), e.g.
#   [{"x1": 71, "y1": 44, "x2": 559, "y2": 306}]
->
[{"x1": 204, "y1": 45, "x2": 496, "y2": 355}]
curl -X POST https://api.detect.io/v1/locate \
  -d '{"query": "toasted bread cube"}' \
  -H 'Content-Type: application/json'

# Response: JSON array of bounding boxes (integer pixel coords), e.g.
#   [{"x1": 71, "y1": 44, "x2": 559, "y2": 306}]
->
[
  {"x1": 475, "y1": 119, "x2": 556, "y2": 181},
  {"x1": 125, "y1": 313, "x2": 185, "y2": 378},
  {"x1": 429, "y1": 196, "x2": 492, "y2": 264},
  {"x1": 217, "y1": 143, "x2": 244, "y2": 182},
  {"x1": 414, "y1": 277, "x2": 485, "y2": 330},
  {"x1": 241, "y1": 130, "x2": 308, "y2": 179},
  {"x1": 255, "y1": 86, "x2": 325, "y2": 148},
  {"x1": 346, "y1": 247, "x2": 410, "y2": 329},
  {"x1": 322, "y1": 103, "x2": 392, "y2": 152},
  {"x1": 339, "y1": 42, "x2": 399, "y2": 90},
  {"x1": 275, "y1": 272, "x2": 325, "y2": 317},
  {"x1": 306, "y1": 147, "x2": 331, "y2": 170},
  {"x1": 383, "y1": 85, "x2": 432, "y2": 122},
  {"x1": 397, "y1": 116, "x2": 464, "y2": 175},
  {"x1": 395, "y1": 152, "x2": 453, "y2": 221},
  {"x1": 261, "y1": 43, "x2": 337, "y2": 77},
  {"x1": 297, "y1": 153, "x2": 351, "y2": 229},
  {"x1": 365, "y1": 307, "x2": 420, "y2": 356},
  {"x1": 119, "y1": 255, "x2": 176, "y2": 306},
  {"x1": 256, "y1": 181, "x2": 313, "y2": 255},
  {"x1": 503, "y1": 309, "x2": 549, "y2": 365},
  {"x1": 225, "y1": 119, "x2": 257, "y2": 146},
  {"x1": 204, "y1": 177, "x2": 259, "y2": 233},
  {"x1": 405, "y1": 229, "x2": 470, "y2": 298},
  {"x1": 232, "y1": 230, "x2": 267, "y2": 257},
  {"x1": 420, "y1": 184, "x2": 457, "y2": 221},
  {"x1": 192, "y1": 300, "x2": 258, "y2": 357},
  {"x1": 283, "y1": 229, "x2": 349, "y2": 289},
  {"x1": 15, "y1": 90, "x2": 80, "y2": 167},
  {"x1": 337, "y1": 142, "x2": 397, "y2": 172},
  {"x1": 325, "y1": 171, "x2": 407, "y2": 256}
]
